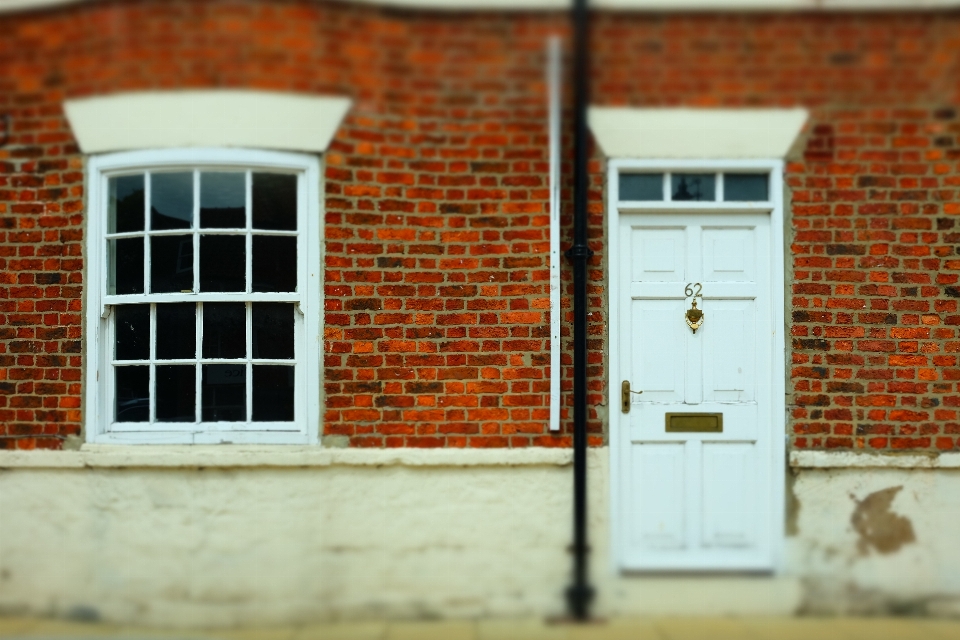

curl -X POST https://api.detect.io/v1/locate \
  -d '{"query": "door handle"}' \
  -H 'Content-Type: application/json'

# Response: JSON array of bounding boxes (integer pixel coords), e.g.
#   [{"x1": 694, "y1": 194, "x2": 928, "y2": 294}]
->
[{"x1": 621, "y1": 380, "x2": 642, "y2": 414}]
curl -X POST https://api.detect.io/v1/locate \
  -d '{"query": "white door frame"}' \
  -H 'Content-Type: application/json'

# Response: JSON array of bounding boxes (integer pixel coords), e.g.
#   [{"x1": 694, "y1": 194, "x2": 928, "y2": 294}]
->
[{"x1": 607, "y1": 158, "x2": 787, "y2": 573}]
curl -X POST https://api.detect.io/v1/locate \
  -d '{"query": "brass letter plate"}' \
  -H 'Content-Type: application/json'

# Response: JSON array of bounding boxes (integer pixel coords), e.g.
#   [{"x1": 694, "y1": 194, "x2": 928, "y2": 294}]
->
[{"x1": 665, "y1": 413, "x2": 723, "y2": 433}]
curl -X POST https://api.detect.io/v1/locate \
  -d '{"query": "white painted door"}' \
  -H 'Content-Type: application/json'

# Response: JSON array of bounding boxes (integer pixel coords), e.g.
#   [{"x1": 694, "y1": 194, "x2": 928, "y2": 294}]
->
[{"x1": 617, "y1": 212, "x2": 776, "y2": 571}]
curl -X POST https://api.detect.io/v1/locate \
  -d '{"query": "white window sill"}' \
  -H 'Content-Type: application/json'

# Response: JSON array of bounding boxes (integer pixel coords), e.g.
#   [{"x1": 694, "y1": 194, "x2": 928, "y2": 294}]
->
[
  {"x1": 0, "y1": 445, "x2": 574, "y2": 469},
  {"x1": 790, "y1": 450, "x2": 960, "y2": 469}
]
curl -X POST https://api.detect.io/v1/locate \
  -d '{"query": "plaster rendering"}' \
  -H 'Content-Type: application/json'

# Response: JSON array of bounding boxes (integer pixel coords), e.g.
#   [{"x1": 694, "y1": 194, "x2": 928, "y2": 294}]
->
[{"x1": 7, "y1": 448, "x2": 960, "y2": 625}]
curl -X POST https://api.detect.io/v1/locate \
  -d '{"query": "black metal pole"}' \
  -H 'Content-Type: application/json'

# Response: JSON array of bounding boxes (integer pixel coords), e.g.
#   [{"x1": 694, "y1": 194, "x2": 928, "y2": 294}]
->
[{"x1": 564, "y1": 0, "x2": 594, "y2": 621}]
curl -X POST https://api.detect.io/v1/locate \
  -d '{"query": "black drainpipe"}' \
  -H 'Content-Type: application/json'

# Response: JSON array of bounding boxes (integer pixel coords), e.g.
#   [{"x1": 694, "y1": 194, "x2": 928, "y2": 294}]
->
[{"x1": 564, "y1": 0, "x2": 594, "y2": 621}]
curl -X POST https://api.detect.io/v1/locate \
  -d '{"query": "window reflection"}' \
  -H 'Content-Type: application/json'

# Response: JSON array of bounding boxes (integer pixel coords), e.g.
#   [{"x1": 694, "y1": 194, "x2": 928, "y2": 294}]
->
[{"x1": 671, "y1": 174, "x2": 715, "y2": 201}]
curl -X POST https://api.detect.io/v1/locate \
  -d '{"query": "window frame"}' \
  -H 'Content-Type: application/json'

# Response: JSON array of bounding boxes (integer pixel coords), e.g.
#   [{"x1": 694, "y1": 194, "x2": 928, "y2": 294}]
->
[{"x1": 84, "y1": 148, "x2": 322, "y2": 445}]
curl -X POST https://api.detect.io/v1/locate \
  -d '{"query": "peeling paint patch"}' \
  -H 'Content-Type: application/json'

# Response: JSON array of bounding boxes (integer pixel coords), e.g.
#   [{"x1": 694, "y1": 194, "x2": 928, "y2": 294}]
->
[{"x1": 850, "y1": 486, "x2": 916, "y2": 555}]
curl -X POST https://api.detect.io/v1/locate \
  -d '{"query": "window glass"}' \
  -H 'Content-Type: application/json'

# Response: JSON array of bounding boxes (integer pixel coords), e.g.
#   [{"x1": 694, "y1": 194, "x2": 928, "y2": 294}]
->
[
  {"x1": 156, "y1": 365, "x2": 196, "y2": 422},
  {"x1": 253, "y1": 173, "x2": 297, "y2": 230},
  {"x1": 202, "y1": 302, "x2": 246, "y2": 359},
  {"x1": 671, "y1": 174, "x2": 715, "y2": 201},
  {"x1": 115, "y1": 304, "x2": 150, "y2": 360},
  {"x1": 150, "y1": 235, "x2": 193, "y2": 293},
  {"x1": 150, "y1": 172, "x2": 194, "y2": 230},
  {"x1": 156, "y1": 303, "x2": 196, "y2": 360},
  {"x1": 108, "y1": 238, "x2": 144, "y2": 295},
  {"x1": 200, "y1": 235, "x2": 246, "y2": 292},
  {"x1": 202, "y1": 364, "x2": 246, "y2": 422},
  {"x1": 201, "y1": 172, "x2": 246, "y2": 228},
  {"x1": 115, "y1": 366, "x2": 149, "y2": 422},
  {"x1": 253, "y1": 365, "x2": 294, "y2": 421},
  {"x1": 109, "y1": 175, "x2": 145, "y2": 233},
  {"x1": 253, "y1": 303, "x2": 294, "y2": 359},
  {"x1": 620, "y1": 173, "x2": 663, "y2": 201},
  {"x1": 724, "y1": 173, "x2": 769, "y2": 201},
  {"x1": 253, "y1": 236, "x2": 297, "y2": 292}
]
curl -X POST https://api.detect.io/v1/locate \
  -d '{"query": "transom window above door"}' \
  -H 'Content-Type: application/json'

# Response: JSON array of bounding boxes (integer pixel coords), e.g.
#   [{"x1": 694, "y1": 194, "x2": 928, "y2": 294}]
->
[
  {"x1": 86, "y1": 149, "x2": 321, "y2": 445},
  {"x1": 619, "y1": 171, "x2": 770, "y2": 203}
]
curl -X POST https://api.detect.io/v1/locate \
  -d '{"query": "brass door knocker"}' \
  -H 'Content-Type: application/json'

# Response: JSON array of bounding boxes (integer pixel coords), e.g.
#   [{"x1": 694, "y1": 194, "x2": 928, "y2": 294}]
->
[{"x1": 684, "y1": 282, "x2": 703, "y2": 334}]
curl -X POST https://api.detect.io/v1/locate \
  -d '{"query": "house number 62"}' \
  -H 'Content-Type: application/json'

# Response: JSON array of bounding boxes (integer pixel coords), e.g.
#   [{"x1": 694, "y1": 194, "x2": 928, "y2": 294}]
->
[{"x1": 684, "y1": 282, "x2": 704, "y2": 334}]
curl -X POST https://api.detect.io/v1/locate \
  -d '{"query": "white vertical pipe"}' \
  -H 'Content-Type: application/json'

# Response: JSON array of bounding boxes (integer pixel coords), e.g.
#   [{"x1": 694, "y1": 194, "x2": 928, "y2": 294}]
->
[{"x1": 548, "y1": 36, "x2": 561, "y2": 432}]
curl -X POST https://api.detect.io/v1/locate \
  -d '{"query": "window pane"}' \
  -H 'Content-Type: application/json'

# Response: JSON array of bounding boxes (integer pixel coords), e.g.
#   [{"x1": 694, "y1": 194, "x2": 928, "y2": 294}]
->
[
  {"x1": 253, "y1": 236, "x2": 297, "y2": 293},
  {"x1": 115, "y1": 366, "x2": 149, "y2": 422},
  {"x1": 253, "y1": 365, "x2": 294, "y2": 421},
  {"x1": 671, "y1": 174, "x2": 715, "y2": 201},
  {"x1": 253, "y1": 173, "x2": 297, "y2": 231},
  {"x1": 108, "y1": 175, "x2": 144, "y2": 233},
  {"x1": 108, "y1": 237, "x2": 145, "y2": 295},
  {"x1": 252, "y1": 303, "x2": 294, "y2": 359},
  {"x1": 202, "y1": 364, "x2": 246, "y2": 422},
  {"x1": 202, "y1": 302, "x2": 246, "y2": 359},
  {"x1": 724, "y1": 173, "x2": 769, "y2": 202},
  {"x1": 150, "y1": 235, "x2": 194, "y2": 293},
  {"x1": 201, "y1": 172, "x2": 246, "y2": 229},
  {"x1": 115, "y1": 304, "x2": 149, "y2": 361},
  {"x1": 620, "y1": 173, "x2": 663, "y2": 201},
  {"x1": 150, "y1": 172, "x2": 193, "y2": 230},
  {"x1": 200, "y1": 235, "x2": 245, "y2": 292},
  {"x1": 155, "y1": 365, "x2": 196, "y2": 422},
  {"x1": 156, "y1": 303, "x2": 196, "y2": 360}
]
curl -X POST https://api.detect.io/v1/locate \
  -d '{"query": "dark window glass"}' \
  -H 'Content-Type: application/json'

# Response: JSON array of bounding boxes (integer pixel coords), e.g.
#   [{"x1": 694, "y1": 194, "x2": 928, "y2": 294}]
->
[
  {"x1": 150, "y1": 172, "x2": 193, "y2": 230},
  {"x1": 115, "y1": 304, "x2": 149, "y2": 361},
  {"x1": 150, "y1": 235, "x2": 193, "y2": 293},
  {"x1": 253, "y1": 236, "x2": 297, "y2": 293},
  {"x1": 202, "y1": 364, "x2": 246, "y2": 422},
  {"x1": 252, "y1": 303, "x2": 294, "y2": 360},
  {"x1": 253, "y1": 365, "x2": 294, "y2": 421},
  {"x1": 109, "y1": 237, "x2": 145, "y2": 295},
  {"x1": 620, "y1": 173, "x2": 663, "y2": 201},
  {"x1": 109, "y1": 175, "x2": 145, "y2": 233},
  {"x1": 156, "y1": 365, "x2": 196, "y2": 422},
  {"x1": 115, "y1": 366, "x2": 149, "y2": 422},
  {"x1": 252, "y1": 173, "x2": 297, "y2": 231},
  {"x1": 724, "y1": 173, "x2": 769, "y2": 202},
  {"x1": 201, "y1": 172, "x2": 246, "y2": 229},
  {"x1": 671, "y1": 174, "x2": 716, "y2": 202},
  {"x1": 156, "y1": 303, "x2": 196, "y2": 360},
  {"x1": 202, "y1": 303, "x2": 246, "y2": 359},
  {"x1": 200, "y1": 235, "x2": 245, "y2": 292}
]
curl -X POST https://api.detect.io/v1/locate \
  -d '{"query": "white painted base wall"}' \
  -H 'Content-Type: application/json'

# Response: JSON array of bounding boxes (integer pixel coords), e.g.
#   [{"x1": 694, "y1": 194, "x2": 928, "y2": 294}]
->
[{"x1": 0, "y1": 447, "x2": 954, "y2": 627}]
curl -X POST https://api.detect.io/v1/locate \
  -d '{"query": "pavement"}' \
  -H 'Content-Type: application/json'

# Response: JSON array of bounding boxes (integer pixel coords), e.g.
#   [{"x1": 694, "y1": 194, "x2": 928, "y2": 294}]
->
[{"x1": 3, "y1": 616, "x2": 960, "y2": 640}]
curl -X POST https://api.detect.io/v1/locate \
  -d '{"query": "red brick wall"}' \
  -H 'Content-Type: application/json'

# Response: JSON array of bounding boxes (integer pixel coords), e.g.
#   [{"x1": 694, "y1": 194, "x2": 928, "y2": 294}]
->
[
  {"x1": 1, "y1": 1, "x2": 960, "y2": 450},
  {"x1": 788, "y1": 107, "x2": 960, "y2": 451}
]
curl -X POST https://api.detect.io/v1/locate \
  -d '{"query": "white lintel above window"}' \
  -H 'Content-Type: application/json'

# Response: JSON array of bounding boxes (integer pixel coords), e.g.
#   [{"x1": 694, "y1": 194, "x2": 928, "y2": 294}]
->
[
  {"x1": 588, "y1": 107, "x2": 808, "y2": 160},
  {"x1": 64, "y1": 90, "x2": 352, "y2": 155}
]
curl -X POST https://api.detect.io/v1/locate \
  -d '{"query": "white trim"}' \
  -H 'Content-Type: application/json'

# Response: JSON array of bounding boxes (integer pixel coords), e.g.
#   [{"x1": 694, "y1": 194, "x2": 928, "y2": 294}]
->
[
  {"x1": 64, "y1": 91, "x2": 351, "y2": 155},
  {"x1": 588, "y1": 108, "x2": 808, "y2": 160},
  {"x1": 0, "y1": 446, "x2": 575, "y2": 469},
  {"x1": 791, "y1": 450, "x2": 960, "y2": 468},
  {"x1": 607, "y1": 158, "x2": 787, "y2": 574},
  {"x1": 5, "y1": 0, "x2": 959, "y2": 12},
  {"x1": 548, "y1": 37, "x2": 562, "y2": 432},
  {"x1": 84, "y1": 148, "x2": 322, "y2": 445}
]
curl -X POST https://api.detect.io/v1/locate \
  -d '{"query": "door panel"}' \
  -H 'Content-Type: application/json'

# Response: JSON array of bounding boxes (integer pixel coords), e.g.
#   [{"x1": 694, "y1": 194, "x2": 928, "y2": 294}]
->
[
  {"x1": 702, "y1": 442, "x2": 758, "y2": 548},
  {"x1": 631, "y1": 443, "x2": 686, "y2": 549},
  {"x1": 632, "y1": 299, "x2": 686, "y2": 401},
  {"x1": 702, "y1": 300, "x2": 756, "y2": 403},
  {"x1": 618, "y1": 212, "x2": 774, "y2": 571}
]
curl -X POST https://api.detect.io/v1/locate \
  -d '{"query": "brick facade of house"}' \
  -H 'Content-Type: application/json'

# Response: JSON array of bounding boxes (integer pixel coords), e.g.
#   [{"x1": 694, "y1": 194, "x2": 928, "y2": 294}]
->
[{"x1": 2, "y1": 0, "x2": 960, "y2": 451}]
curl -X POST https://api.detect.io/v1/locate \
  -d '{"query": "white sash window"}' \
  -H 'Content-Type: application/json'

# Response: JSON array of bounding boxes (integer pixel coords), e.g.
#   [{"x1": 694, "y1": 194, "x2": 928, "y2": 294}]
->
[{"x1": 85, "y1": 149, "x2": 321, "y2": 444}]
